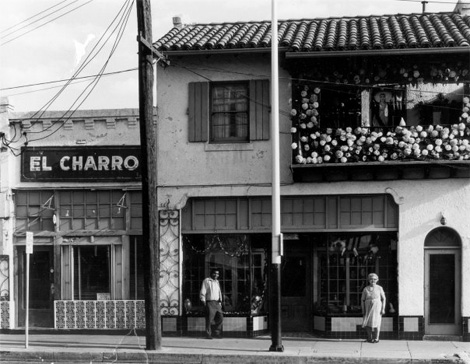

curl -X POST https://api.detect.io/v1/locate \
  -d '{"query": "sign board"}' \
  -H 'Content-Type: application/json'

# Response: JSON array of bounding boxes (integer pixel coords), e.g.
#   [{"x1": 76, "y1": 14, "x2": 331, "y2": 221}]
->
[
  {"x1": 21, "y1": 146, "x2": 142, "y2": 182},
  {"x1": 26, "y1": 232, "x2": 33, "y2": 254}
]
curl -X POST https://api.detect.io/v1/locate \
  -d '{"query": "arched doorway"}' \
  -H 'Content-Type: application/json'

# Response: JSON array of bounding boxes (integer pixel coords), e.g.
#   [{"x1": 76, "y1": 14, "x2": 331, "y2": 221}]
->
[{"x1": 424, "y1": 227, "x2": 461, "y2": 336}]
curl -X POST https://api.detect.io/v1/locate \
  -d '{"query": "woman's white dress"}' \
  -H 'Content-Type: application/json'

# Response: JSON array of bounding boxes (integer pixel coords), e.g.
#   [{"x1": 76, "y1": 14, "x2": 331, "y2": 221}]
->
[{"x1": 362, "y1": 285, "x2": 384, "y2": 329}]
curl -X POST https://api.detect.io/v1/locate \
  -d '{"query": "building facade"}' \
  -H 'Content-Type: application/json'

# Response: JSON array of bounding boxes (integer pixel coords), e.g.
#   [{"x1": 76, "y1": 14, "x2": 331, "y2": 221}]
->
[
  {"x1": 153, "y1": 5, "x2": 470, "y2": 340},
  {"x1": 1, "y1": 4, "x2": 469, "y2": 342},
  {"x1": 0, "y1": 107, "x2": 163, "y2": 331}
]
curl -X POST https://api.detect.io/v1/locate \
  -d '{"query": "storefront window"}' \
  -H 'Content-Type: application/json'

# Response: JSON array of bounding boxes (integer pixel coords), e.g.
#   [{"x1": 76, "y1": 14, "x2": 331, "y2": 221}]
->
[
  {"x1": 315, "y1": 232, "x2": 398, "y2": 316},
  {"x1": 60, "y1": 191, "x2": 125, "y2": 231},
  {"x1": 183, "y1": 234, "x2": 268, "y2": 315},
  {"x1": 73, "y1": 246, "x2": 110, "y2": 300},
  {"x1": 15, "y1": 191, "x2": 55, "y2": 231}
]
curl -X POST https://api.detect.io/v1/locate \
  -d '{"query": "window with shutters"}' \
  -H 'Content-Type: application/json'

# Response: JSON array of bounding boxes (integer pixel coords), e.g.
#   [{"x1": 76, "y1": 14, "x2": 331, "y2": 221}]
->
[
  {"x1": 211, "y1": 82, "x2": 249, "y2": 142},
  {"x1": 188, "y1": 79, "x2": 270, "y2": 143}
]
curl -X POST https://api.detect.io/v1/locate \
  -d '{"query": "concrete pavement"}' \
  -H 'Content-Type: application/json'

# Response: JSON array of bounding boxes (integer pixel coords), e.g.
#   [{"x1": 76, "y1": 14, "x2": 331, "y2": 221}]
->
[{"x1": 1, "y1": 332, "x2": 469, "y2": 363}]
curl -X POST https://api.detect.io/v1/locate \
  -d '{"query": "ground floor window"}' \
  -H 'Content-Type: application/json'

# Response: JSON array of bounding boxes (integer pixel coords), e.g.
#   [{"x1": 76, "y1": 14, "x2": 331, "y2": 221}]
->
[
  {"x1": 315, "y1": 232, "x2": 398, "y2": 316},
  {"x1": 182, "y1": 234, "x2": 268, "y2": 314},
  {"x1": 73, "y1": 246, "x2": 110, "y2": 300}
]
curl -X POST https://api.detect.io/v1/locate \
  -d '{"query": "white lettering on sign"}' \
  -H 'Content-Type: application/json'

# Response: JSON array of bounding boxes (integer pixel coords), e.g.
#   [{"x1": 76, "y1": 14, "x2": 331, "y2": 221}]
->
[
  {"x1": 31, "y1": 155, "x2": 139, "y2": 172},
  {"x1": 98, "y1": 156, "x2": 110, "y2": 170},
  {"x1": 30, "y1": 156, "x2": 52, "y2": 171}
]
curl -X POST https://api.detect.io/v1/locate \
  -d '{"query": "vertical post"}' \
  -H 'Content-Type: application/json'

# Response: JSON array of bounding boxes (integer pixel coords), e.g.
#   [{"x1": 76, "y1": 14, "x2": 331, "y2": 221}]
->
[
  {"x1": 25, "y1": 231, "x2": 33, "y2": 349},
  {"x1": 269, "y1": 0, "x2": 284, "y2": 352},
  {"x1": 136, "y1": 0, "x2": 161, "y2": 350},
  {"x1": 25, "y1": 252, "x2": 29, "y2": 349}
]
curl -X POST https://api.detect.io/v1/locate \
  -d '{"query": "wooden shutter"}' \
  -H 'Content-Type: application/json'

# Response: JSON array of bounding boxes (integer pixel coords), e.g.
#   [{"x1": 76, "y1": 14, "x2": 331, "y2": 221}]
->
[
  {"x1": 188, "y1": 82, "x2": 209, "y2": 142},
  {"x1": 249, "y1": 79, "x2": 270, "y2": 141}
]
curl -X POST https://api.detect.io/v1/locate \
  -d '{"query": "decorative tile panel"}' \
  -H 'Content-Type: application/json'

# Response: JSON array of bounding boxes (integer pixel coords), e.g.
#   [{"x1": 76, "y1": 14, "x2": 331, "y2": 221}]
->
[
  {"x1": 135, "y1": 300, "x2": 145, "y2": 329},
  {"x1": 0, "y1": 301, "x2": 10, "y2": 329},
  {"x1": 126, "y1": 300, "x2": 136, "y2": 329},
  {"x1": 54, "y1": 300, "x2": 147, "y2": 329},
  {"x1": 96, "y1": 301, "x2": 106, "y2": 328},
  {"x1": 65, "y1": 301, "x2": 75, "y2": 328},
  {"x1": 159, "y1": 210, "x2": 180, "y2": 316},
  {"x1": 115, "y1": 300, "x2": 126, "y2": 328},
  {"x1": 85, "y1": 301, "x2": 96, "y2": 328},
  {"x1": 55, "y1": 300, "x2": 66, "y2": 328},
  {"x1": 75, "y1": 301, "x2": 86, "y2": 329},
  {"x1": 105, "y1": 301, "x2": 115, "y2": 328}
]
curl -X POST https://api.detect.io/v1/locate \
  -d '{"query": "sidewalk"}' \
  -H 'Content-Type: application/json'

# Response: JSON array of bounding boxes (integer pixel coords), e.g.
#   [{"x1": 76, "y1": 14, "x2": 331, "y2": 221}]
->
[{"x1": 1, "y1": 332, "x2": 469, "y2": 363}]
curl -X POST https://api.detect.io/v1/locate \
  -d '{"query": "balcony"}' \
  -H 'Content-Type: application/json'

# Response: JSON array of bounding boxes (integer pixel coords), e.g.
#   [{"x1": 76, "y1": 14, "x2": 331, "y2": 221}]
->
[{"x1": 291, "y1": 122, "x2": 470, "y2": 182}]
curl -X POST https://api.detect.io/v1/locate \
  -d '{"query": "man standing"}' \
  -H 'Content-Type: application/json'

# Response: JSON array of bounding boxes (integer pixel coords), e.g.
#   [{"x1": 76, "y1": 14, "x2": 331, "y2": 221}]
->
[{"x1": 200, "y1": 268, "x2": 223, "y2": 339}]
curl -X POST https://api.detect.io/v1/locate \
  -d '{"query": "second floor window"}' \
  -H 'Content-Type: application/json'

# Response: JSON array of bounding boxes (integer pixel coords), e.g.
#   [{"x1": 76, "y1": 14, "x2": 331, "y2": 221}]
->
[
  {"x1": 188, "y1": 80, "x2": 270, "y2": 143},
  {"x1": 211, "y1": 83, "x2": 249, "y2": 142}
]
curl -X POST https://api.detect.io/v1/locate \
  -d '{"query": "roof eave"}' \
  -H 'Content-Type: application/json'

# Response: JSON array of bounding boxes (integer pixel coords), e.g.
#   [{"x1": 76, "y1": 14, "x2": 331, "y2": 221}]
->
[
  {"x1": 161, "y1": 47, "x2": 290, "y2": 57},
  {"x1": 285, "y1": 46, "x2": 470, "y2": 58}
]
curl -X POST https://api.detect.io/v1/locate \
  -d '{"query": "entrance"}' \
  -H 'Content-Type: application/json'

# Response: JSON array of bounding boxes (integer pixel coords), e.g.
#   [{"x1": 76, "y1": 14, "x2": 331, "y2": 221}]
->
[
  {"x1": 17, "y1": 246, "x2": 54, "y2": 327},
  {"x1": 424, "y1": 227, "x2": 461, "y2": 336},
  {"x1": 281, "y1": 242, "x2": 312, "y2": 332}
]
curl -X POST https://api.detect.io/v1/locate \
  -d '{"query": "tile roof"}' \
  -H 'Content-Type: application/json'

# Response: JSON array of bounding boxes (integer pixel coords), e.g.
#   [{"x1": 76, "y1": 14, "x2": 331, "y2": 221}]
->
[{"x1": 155, "y1": 12, "x2": 470, "y2": 53}]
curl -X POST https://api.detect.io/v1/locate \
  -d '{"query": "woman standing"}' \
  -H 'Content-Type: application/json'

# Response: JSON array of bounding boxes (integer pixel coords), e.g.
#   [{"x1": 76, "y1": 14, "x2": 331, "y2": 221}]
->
[{"x1": 361, "y1": 273, "x2": 386, "y2": 343}]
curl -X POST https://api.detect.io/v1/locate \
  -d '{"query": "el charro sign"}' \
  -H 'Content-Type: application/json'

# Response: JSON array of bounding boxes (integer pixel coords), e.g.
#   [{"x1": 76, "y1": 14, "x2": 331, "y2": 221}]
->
[{"x1": 21, "y1": 146, "x2": 142, "y2": 181}]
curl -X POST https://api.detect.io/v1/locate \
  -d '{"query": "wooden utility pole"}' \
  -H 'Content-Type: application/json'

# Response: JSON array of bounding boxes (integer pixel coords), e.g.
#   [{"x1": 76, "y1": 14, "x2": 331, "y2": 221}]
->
[{"x1": 136, "y1": 0, "x2": 160, "y2": 350}]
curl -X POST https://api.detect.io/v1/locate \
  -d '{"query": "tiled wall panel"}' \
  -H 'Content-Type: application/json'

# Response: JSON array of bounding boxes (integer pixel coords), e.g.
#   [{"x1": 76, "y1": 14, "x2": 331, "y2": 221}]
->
[{"x1": 54, "y1": 300, "x2": 146, "y2": 329}]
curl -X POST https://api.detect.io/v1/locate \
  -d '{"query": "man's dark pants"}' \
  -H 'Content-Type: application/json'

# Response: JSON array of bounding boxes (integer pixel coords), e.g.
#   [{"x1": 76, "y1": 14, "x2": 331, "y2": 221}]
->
[{"x1": 205, "y1": 301, "x2": 223, "y2": 337}]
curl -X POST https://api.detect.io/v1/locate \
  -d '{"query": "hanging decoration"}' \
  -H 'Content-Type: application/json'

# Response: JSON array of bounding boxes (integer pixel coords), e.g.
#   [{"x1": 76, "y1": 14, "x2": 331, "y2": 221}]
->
[
  {"x1": 291, "y1": 85, "x2": 470, "y2": 164},
  {"x1": 185, "y1": 234, "x2": 249, "y2": 257}
]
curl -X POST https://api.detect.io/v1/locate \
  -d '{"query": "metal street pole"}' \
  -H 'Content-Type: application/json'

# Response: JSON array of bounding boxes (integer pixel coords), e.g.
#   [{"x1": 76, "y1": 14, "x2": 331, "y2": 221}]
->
[
  {"x1": 136, "y1": 0, "x2": 161, "y2": 351},
  {"x1": 269, "y1": 0, "x2": 284, "y2": 352}
]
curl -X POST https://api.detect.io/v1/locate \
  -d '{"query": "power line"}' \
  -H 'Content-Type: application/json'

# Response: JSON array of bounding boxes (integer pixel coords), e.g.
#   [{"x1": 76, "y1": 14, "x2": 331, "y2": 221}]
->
[
  {"x1": 0, "y1": 0, "x2": 69, "y2": 34},
  {"x1": 1, "y1": 68, "x2": 137, "y2": 92},
  {"x1": 26, "y1": 0, "x2": 135, "y2": 143},
  {"x1": 0, "y1": 0, "x2": 94, "y2": 46},
  {"x1": 0, "y1": 0, "x2": 79, "y2": 39},
  {"x1": 2, "y1": 0, "x2": 134, "y2": 152}
]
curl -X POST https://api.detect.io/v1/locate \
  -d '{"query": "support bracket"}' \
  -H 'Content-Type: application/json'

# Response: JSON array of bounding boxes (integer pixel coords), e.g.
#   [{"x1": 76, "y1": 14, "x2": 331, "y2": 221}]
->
[{"x1": 137, "y1": 34, "x2": 170, "y2": 67}]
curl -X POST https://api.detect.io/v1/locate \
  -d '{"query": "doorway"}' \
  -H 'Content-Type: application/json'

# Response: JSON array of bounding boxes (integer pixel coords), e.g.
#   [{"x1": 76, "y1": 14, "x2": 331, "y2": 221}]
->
[
  {"x1": 424, "y1": 227, "x2": 461, "y2": 336},
  {"x1": 281, "y1": 242, "x2": 312, "y2": 332},
  {"x1": 17, "y1": 246, "x2": 54, "y2": 327}
]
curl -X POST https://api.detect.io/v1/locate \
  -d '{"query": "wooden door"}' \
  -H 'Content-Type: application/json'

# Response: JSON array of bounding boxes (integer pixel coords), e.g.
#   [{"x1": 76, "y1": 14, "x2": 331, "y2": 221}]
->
[
  {"x1": 424, "y1": 249, "x2": 461, "y2": 335},
  {"x1": 17, "y1": 246, "x2": 54, "y2": 327},
  {"x1": 281, "y1": 247, "x2": 312, "y2": 332}
]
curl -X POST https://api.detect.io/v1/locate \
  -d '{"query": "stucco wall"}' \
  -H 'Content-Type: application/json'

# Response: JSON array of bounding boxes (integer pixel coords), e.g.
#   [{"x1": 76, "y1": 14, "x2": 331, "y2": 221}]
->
[{"x1": 157, "y1": 54, "x2": 292, "y2": 188}]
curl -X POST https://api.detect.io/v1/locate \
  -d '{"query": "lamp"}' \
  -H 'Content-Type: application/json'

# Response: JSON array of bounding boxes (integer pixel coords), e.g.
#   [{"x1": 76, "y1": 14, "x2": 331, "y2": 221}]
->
[{"x1": 440, "y1": 212, "x2": 447, "y2": 225}]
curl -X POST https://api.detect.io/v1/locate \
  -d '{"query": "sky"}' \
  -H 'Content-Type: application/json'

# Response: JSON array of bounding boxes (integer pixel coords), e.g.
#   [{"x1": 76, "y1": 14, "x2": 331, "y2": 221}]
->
[{"x1": 0, "y1": 0, "x2": 459, "y2": 113}]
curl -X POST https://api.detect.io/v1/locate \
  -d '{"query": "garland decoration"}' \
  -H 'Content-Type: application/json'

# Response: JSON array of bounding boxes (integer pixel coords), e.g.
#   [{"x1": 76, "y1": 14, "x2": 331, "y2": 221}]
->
[{"x1": 185, "y1": 234, "x2": 249, "y2": 257}]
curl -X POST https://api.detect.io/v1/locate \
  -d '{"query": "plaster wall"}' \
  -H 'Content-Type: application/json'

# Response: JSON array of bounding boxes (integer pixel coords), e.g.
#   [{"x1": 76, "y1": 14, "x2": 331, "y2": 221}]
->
[{"x1": 156, "y1": 54, "x2": 293, "y2": 188}]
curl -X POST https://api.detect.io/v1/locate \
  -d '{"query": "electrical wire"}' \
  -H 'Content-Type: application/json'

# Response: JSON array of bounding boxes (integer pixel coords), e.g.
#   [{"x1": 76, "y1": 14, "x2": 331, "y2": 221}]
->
[
  {"x1": 10, "y1": 0, "x2": 134, "y2": 142},
  {"x1": 0, "y1": 0, "x2": 79, "y2": 39},
  {"x1": 1, "y1": 68, "x2": 137, "y2": 92},
  {"x1": 1, "y1": 0, "x2": 94, "y2": 46}
]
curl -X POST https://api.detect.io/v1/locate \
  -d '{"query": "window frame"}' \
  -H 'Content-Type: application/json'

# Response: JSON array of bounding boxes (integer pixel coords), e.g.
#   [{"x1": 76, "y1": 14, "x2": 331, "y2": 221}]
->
[
  {"x1": 188, "y1": 79, "x2": 270, "y2": 143},
  {"x1": 209, "y1": 81, "x2": 250, "y2": 143}
]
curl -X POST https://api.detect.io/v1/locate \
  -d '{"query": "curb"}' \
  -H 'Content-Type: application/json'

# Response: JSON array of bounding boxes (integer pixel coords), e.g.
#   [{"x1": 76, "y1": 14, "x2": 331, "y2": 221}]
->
[{"x1": 0, "y1": 350, "x2": 464, "y2": 364}]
